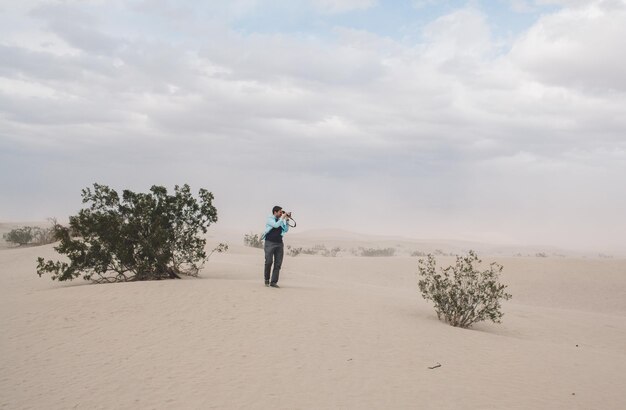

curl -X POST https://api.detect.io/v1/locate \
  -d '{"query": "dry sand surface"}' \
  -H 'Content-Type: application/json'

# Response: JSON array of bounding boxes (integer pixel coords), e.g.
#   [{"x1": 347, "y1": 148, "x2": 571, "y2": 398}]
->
[{"x1": 1, "y1": 229, "x2": 626, "y2": 409}]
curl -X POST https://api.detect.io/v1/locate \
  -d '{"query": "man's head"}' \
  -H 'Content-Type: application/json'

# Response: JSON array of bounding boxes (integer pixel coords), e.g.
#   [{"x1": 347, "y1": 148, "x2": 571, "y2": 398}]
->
[{"x1": 272, "y1": 206, "x2": 283, "y2": 218}]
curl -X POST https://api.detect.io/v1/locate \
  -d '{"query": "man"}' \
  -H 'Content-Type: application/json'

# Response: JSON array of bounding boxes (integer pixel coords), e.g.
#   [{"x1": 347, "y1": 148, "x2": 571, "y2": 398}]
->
[{"x1": 261, "y1": 205, "x2": 290, "y2": 288}]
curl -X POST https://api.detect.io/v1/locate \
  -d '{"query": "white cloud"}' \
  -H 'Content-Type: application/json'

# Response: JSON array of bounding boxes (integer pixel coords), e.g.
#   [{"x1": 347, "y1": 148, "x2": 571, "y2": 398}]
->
[
  {"x1": 1, "y1": 0, "x2": 625, "y2": 252},
  {"x1": 511, "y1": 0, "x2": 626, "y2": 92},
  {"x1": 421, "y1": 8, "x2": 494, "y2": 64}
]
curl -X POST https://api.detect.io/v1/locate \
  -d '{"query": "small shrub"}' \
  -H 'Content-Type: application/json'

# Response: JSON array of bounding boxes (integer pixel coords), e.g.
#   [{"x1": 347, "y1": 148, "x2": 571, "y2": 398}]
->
[
  {"x1": 359, "y1": 247, "x2": 395, "y2": 257},
  {"x1": 286, "y1": 246, "x2": 302, "y2": 257},
  {"x1": 286, "y1": 244, "x2": 342, "y2": 257},
  {"x1": 3, "y1": 218, "x2": 60, "y2": 247},
  {"x1": 32, "y1": 227, "x2": 55, "y2": 245},
  {"x1": 417, "y1": 251, "x2": 512, "y2": 328},
  {"x1": 300, "y1": 247, "x2": 319, "y2": 255},
  {"x1": 3, "y1": 226, "x2": 34, "y2": 246},
  {"x1": 411, "y1": 250, "x2": 427, "y2": 257},
  {"x1": 535, "y1": 252, "x2": 547, "y2": 258},
  {"x1": 244, "y1": 233, "x2": 263, "y2": 248},
  {"x1": 324, "y1": 247, "x2": 342, "y2": 257},
  {"x1": 32, "y1": 218, "x2": 60, "y2": 246}
]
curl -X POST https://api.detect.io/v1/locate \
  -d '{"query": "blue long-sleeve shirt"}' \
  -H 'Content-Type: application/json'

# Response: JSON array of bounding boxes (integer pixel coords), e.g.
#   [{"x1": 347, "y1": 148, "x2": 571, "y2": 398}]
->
[{"x1": 261, "y1": 215, "x2": 289, "y2": 240}]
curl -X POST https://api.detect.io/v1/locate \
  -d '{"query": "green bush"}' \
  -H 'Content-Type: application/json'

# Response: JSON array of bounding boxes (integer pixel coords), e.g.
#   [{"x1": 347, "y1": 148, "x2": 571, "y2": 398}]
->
[
  {"x1": 3, "y1": 218, "x2": 58, "y2": 246},
  {"x1": 36, "y1": 183, "x2": 218, "y2": 283},
  {"x1": 417, "y1": 251, "x2": 512, "y2": 328},
  {"x1": 3, "y1": 226, "x2": 34, "y2": 246},
  {"x1": 244, "y1": 233, "x2": 263, "y2": 248},
  {"x1": 4, "y1": 219, "x2": 60, "y2": 247}
]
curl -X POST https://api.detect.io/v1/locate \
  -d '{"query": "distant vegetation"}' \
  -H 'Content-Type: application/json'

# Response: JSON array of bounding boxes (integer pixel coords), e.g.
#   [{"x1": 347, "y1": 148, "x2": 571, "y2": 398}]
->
[
  {"x1": 244, "y1": 233, "x2": 264, "y2": 248},
  {"x1": 417, "y1": 251, "x2": 512, "y2": 328},
  {"x1": 357, "y1": 247, "x2": 395, "y2": 257},
  {"x1": 36, "y1": 184, "x2": 219, "y2": 283},
  {"x1": 3, "y1": 226, "x2": 34, "y2": 246},
  {"x1": 3, "y1": 219, "x2": 58, "y2": 247},
  {"x1": 287, "y1": 244, "x2": 342, "y2": 257}
]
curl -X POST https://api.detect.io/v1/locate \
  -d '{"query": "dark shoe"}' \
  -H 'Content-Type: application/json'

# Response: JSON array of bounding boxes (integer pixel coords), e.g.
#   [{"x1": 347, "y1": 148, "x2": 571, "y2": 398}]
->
[
  {"x1": 270, "y1": 283, "x2": 280, "y2": 288},
  {"x1": 265, "y1": 280, "x2": 270, "y2": 287}
]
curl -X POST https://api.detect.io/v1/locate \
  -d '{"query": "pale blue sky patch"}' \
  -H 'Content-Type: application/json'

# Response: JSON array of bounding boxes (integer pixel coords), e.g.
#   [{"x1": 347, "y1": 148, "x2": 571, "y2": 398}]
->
[{"x1": 229, "y1": 0, "x2": 560, "y2": 45}]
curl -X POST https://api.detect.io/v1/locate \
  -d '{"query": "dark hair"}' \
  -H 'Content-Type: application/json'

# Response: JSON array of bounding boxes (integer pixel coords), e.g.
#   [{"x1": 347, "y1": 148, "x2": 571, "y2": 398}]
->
[{"x1": 272, "y1": 206, "x2": 282, "y2": 214}]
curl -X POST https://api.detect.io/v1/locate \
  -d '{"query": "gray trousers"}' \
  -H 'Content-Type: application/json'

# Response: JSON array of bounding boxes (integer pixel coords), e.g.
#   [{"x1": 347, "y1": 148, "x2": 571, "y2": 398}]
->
[{"x1": 264, "y1": 241, "x2": 284, "y2": 284}]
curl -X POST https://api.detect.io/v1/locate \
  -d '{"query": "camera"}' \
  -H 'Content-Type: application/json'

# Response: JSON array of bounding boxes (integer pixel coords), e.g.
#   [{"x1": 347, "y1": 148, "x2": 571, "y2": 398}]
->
[{"x1": 281, "y1": 210, "x2": 296, "y2": 228}]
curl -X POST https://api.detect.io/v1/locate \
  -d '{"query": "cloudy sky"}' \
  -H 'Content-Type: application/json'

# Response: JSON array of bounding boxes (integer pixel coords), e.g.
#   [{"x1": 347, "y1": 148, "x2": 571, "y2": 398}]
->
[{"x1": 1, "y1": 0, "x2": 625, "y2": 252}]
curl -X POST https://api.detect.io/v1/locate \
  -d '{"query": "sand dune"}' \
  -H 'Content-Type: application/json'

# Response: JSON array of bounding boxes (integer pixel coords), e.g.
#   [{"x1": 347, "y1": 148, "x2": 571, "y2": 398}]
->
[{"x1": 1, "y1": 233, "x2": 625, "y2": 409}]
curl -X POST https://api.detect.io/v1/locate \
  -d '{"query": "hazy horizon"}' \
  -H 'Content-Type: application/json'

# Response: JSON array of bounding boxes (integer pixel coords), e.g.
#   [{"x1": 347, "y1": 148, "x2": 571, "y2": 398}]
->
[{"x1": 1, "y1": 0, "x2": 625, "y2": 254}]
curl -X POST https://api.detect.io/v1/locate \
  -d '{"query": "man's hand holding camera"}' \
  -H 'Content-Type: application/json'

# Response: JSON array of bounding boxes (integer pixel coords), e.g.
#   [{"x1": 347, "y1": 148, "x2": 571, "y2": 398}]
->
[{"x1": 280, "y1": 210, "x2": 292, "y2": 220}]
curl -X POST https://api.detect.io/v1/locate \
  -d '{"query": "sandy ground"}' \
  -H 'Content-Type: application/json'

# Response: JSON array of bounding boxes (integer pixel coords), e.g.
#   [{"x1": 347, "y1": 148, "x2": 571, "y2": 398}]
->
[{"x1": 1, "y1": 231, "x2": 625, "y2": 409}]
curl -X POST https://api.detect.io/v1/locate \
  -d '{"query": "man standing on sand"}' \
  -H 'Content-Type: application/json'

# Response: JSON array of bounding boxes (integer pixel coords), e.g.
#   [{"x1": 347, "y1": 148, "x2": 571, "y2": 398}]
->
[{"x1": 261, "y1": 205, "x2": 290, "y2": 288}]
